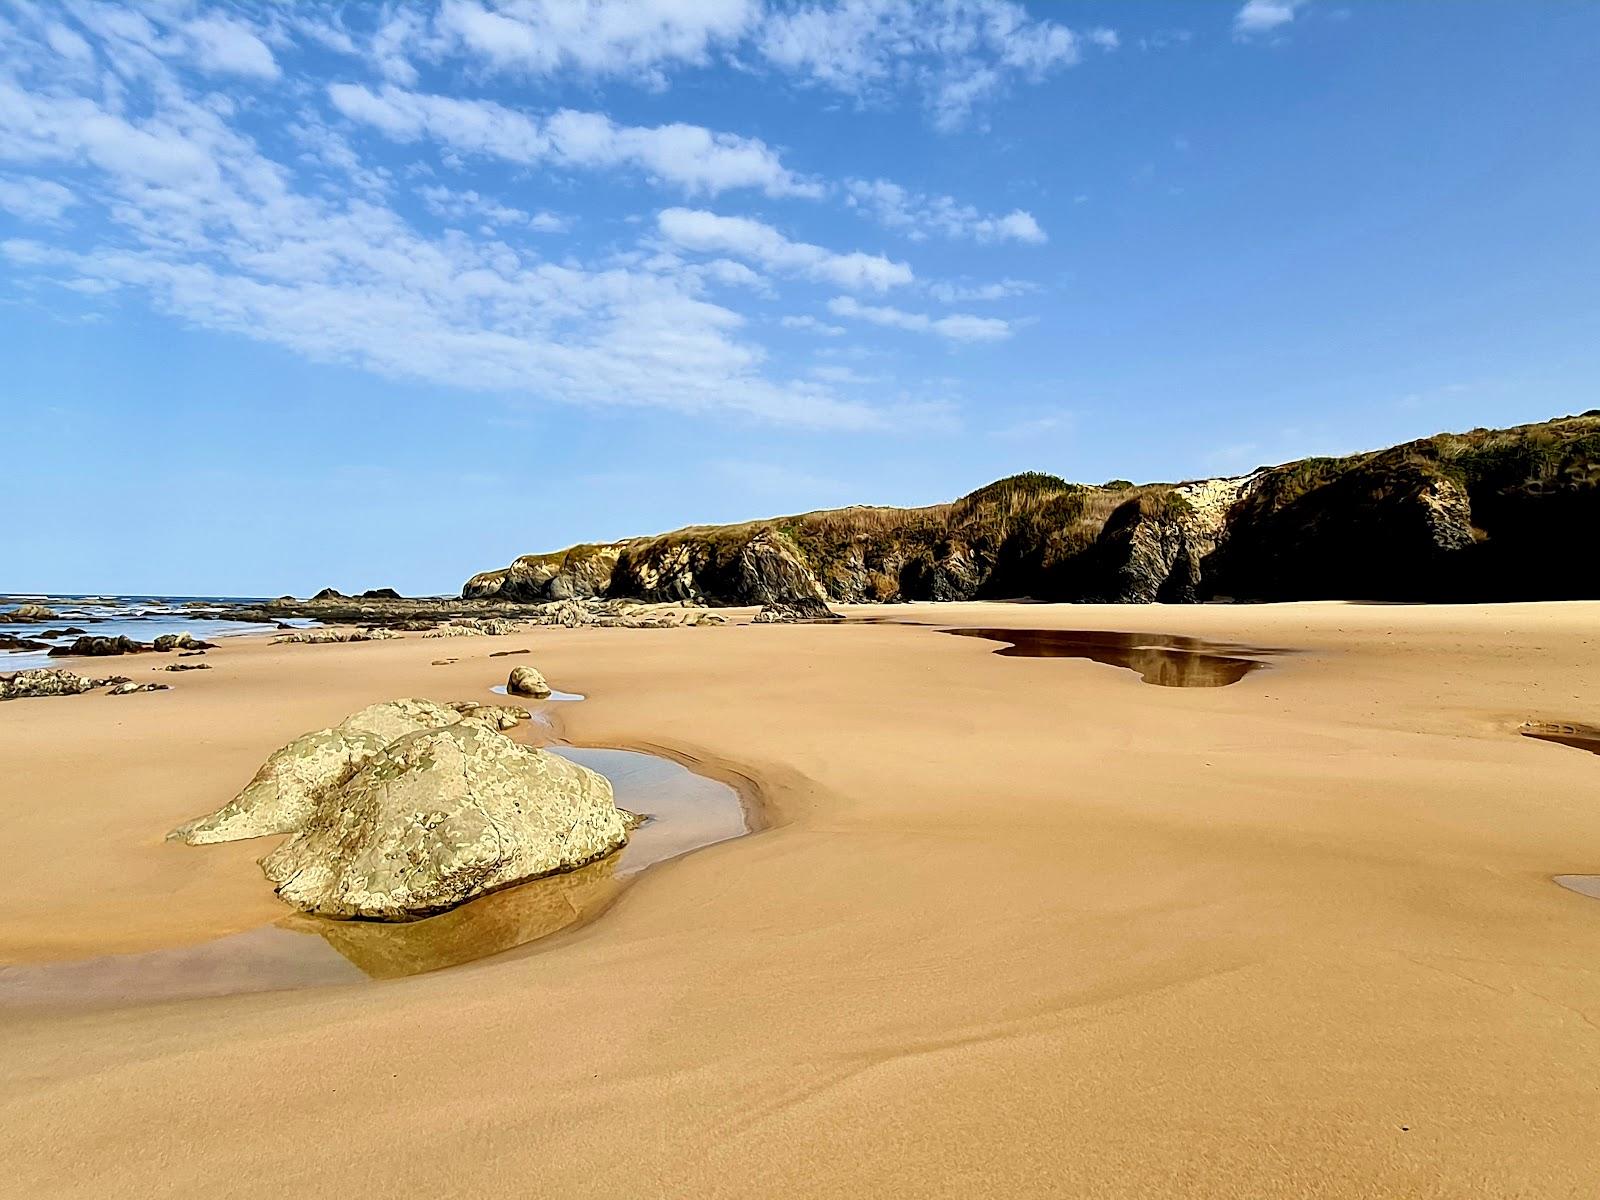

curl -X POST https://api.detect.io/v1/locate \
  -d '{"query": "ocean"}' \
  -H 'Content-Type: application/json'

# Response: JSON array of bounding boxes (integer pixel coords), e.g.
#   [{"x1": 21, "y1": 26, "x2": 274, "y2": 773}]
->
[{"x1": 0, "y1": 595, "x2": 316, "y2": 673}]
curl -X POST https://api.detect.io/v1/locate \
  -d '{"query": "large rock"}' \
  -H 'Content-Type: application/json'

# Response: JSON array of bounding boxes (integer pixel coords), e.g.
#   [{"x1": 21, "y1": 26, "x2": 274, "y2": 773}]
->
[
  {"x1": 153, "y1": 632, "x2": 216, "y2": 652},
  {"x1": 48, "y1": 635, "x2": 150, "y2": 657},
  {"x1": 0, "y1": 668, "x2": 104, "y2": 701},
  {"x1": 507, "y1": 665, "x2": 552, "y2": 697},
  {"x1": 7, "y1": 604, "x2": 56, "y2": 622},
  {"x1": 752, "y1": 597, "x2": 843, "y2": 623},
  {"x1": 260, "y1": 721, "x2": 630, "y2": 920},
  {"x1": 169, "y1": 699, "x2": 490, "y2": 845}
]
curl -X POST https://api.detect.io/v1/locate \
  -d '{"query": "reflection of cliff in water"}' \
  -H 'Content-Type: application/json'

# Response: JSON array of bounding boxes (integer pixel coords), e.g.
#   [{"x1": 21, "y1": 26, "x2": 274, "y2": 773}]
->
[
  {"x1": 946, "y1": 628, "x2": 1283, "y2": 688},
  {"x1": 1520, "y1": 721, "x2": 1600, "y2": 757}
]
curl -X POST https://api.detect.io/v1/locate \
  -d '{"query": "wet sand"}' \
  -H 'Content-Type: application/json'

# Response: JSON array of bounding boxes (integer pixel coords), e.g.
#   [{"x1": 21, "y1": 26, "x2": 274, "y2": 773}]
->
[{"x1": 2, "y1": 601, "x2": 1599, "y2": 1197}]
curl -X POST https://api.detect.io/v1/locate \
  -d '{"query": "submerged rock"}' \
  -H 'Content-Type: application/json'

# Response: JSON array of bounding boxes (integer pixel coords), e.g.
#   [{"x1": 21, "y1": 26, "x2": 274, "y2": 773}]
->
[
  {"x1": 0, "y1": 633, "x2": 49, "y2": 652},
  {"x1": 168, "y1": 699, "x2": 525, "y2": 845},
  {"x1": 261, "y1": 721, "x2": 630, "y2": 920},
  {"x1": 7, "y1": 604, "x2": 56, "y2": 622},
  {"x1": 48, "y1": 634, "x2": 150, "y2": 657},
  {"x1": 506, "y1": 665, "x2": 552, "y2": 697}
]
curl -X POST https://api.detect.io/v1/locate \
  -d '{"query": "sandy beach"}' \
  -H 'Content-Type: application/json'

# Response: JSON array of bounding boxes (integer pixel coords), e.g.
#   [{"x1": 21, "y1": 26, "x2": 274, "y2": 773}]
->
[{"x1": 2, "y1": 601, "x2": 1598, "y2": 1197}]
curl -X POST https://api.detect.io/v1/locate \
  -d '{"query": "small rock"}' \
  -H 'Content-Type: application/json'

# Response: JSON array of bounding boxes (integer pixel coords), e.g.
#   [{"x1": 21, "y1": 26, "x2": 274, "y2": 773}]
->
[
  {"x1": 506, "y1": 665, "x2": 552, "y2": 698},
  {"x1": 107, "y1": 680, "x2": 169, "y2": 695}
]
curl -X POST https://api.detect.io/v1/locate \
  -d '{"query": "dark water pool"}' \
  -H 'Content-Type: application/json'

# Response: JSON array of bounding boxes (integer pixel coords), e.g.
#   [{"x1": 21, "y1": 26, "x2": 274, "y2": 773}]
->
[{"x1": 946, "y1": 628, "x2": 1285, "y2": 687}]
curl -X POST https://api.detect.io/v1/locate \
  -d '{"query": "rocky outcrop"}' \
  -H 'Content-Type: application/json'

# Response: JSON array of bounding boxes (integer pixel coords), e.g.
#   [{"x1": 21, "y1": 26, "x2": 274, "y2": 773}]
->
[
  {"x1": 360, "y1": 588, "x2": 402, "y2": 599},
  {"x1": 169, "y1": 699, "x2": 523, "y2": 845},
  {"x1": 153, "y1": 632, "x2": 215, "y2": 652},
  {"x1": 271, "y1": 627, "x2": 401, "y2": 644},
  {"x1": 463, "y1": 413, "x2": 1600, "y2": 606},
  {"x1": 609, "y1": 527, "x2": 830, "y2": 607},
  {"x1": 752, "y1": 598, "x2": 843, "y2": 623},
  {"x1": 506, "y1": 665, "x2": 551, "y2": 698},
  {"x1": 423, "y1": 618, "x2": 523, "y2": 638},
  {"x1": 259, "y1": 721, "x2": 629, "y2": 920},
  {"x1": 0, "y1": 633, "x2": 49, "y2": 652},
  {"x1": 463, "y1": 544, "x2": 623, "y2": 601},
  {"x1": 48, "y1": 635, "x2": 150, "y2": 657},
  {"x1": 6, "y1": 604, "x2": 56, "y2": 622},
  {"x1": 1, "y1": 668, "x2": 106, "y2": 700}
]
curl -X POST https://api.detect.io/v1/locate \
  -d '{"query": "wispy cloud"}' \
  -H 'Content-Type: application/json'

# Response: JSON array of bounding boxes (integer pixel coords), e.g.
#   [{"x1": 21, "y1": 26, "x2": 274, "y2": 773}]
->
[
  {"x1": 828, "y1": 296, "x2": 1011, "y2": 342},
  {"x1": 658, "y1": 208, "x2": 912, "y2": 291},
  {"x1": 328, "y1": 84, "x2": 824, "y2": 198},
  {"x1": 845, "y1": 178, "x2": 1045, "y2": 243}
]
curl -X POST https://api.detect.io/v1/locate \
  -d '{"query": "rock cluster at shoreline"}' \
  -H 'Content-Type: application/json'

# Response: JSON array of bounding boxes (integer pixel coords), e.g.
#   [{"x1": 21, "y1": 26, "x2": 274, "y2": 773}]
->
[
  {"x1": 271, "y1": 627, "x2": 401, "y2": 645},
  {"x1": 170, "y1": 697, "x2": 628, "y2": 921},
  {"x1": 0, "y1": 668, "x2": 167, "y2": 700}
]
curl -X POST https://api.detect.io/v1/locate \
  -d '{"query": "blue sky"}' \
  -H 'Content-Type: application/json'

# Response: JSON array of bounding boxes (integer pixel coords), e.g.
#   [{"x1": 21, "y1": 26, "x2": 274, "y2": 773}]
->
[{"x1": 2, "y1": 1, "x2": 1597, "y2": 596}]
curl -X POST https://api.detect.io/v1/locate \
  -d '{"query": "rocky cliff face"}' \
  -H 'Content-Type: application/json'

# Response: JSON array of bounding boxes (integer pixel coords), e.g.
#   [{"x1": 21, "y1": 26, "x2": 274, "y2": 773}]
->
[{"x1": 464, "y1": 413, "x2": 1600, "y2": 606}]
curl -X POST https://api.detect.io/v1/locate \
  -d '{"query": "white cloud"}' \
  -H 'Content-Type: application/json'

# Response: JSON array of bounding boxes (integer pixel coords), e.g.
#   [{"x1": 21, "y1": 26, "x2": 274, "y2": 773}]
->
[
  {"x1": 329, "y1": 84, "x2": 820, "y2": 197},
  {"x1": 0, "y1": 19, "x2": 885, "y2": 433},
  {"x1": 183, "y1": 15, "x2": 281, "y2": 79},
  {"x1": 0, "y1": 176, "x2": 76, "y2": 223},
  {"x1": 658, "y1": 208, "x2": 912, "y2": 291},
  {"x1": 781, "y1": 314, "x2": 846, "y2": 336},
  {"x1": 755, "y1": 0, "x2": 1111, "y2": 131},
  {"x1": 405, "y1": 1, "x2": 1112, "y2": 132},
  {"x1": 434, "y1": 0, "x2": 758, "y2": 83},
  {"x1": 828, "y1": 296, "x2": 1011, "y2": 342},
  {"x1": 926, "y1": 278, "x2": 1032, "y2": 303},
  {"x1": 43, "y1": 24, "x2": 94, "y2": 63},
  {"x1": 417, "y1": 184, "x2": 567, "y2": 231},
  {"x1": 845, "y1": 178, "x2": 1046, "y2": 243},
  {"x1": 1234, "y1": 0, "x2": 1308, "y2": 37}
]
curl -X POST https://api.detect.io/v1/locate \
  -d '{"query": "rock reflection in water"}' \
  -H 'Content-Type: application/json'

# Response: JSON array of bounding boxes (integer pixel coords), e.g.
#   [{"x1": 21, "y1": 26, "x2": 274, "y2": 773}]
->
[
  {"x1": 287, "y1": 852, "x2": 622, "y2": 980},
  {"x1": 1520, "y1": 721, "x2": 1600, "y2": 756},
  {"x1": 947, "y1": 628, "x2": 1280, "y2": 687}
]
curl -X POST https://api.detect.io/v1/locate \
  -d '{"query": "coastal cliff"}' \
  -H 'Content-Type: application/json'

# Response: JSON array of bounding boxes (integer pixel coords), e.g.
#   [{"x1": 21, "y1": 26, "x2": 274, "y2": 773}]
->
[{"x1": 465, "y1": 413, "x2": 1600, "y2": 606}]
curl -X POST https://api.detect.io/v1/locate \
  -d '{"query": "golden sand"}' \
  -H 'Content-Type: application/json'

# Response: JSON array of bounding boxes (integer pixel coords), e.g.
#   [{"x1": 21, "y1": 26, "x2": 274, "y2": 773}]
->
[{"x1": 2, "y1": 601, "x2": 1598, "y2": 1197}]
